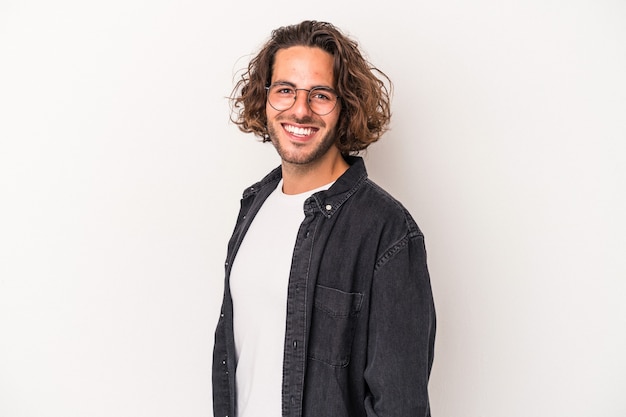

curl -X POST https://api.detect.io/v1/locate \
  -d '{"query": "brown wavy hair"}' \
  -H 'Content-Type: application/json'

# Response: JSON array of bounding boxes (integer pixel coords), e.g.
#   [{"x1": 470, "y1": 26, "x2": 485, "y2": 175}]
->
[{"x1": 229, "y1": 20, "x2": 393, "y2": 155}]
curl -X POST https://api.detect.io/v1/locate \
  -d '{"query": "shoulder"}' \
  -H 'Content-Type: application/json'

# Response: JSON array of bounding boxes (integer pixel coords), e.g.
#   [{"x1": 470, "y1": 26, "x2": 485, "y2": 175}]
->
[
  {"x1": 355, "y1": 178, "x2": 424, "y2": 239},
  {"x1": 241, "y1": 165, "x2": 282, "y2": 199}
]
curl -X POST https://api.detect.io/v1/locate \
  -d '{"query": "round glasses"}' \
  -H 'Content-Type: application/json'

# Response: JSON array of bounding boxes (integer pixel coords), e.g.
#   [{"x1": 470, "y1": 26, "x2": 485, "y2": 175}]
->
[{"x1": 265, "y1": 83, "x2": 340, "y2": 116}]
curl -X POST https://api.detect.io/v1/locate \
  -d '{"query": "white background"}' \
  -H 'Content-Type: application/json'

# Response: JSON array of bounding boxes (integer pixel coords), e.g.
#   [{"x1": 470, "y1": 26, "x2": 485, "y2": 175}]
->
[{"x1": 1, "y1": 1, "x2": 625, "y2": 416}]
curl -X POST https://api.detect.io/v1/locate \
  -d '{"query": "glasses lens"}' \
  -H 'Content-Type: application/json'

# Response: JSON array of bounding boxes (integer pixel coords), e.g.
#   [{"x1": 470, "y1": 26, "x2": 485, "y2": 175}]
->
[
  {"x1": 308, "y1": 88, "x2": 338, "y2": 115},
  {"x1": 267, "y1": 85, "x2": 338, "y2": 115},
  {"x1": 267, "y1": 85, "x2": 296, "y2": 111}
]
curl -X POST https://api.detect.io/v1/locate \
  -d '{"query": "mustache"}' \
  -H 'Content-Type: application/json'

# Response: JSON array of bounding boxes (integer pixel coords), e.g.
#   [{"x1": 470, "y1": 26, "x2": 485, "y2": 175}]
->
[{"x1": 278, "y1": 115, "x2": 319, "y2": 125}]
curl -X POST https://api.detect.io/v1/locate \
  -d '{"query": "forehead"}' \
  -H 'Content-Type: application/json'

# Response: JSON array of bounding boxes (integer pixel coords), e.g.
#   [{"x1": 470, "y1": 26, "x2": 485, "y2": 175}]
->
[{"x1": 272, "y1": 46, "x2": 335, "y2": 87}]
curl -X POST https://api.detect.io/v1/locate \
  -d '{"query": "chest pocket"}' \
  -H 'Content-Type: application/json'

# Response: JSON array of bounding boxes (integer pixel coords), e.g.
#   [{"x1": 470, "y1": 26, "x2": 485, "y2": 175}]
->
[{"x1": 308, "y1": 284, "x2": 363, "y2": 367}]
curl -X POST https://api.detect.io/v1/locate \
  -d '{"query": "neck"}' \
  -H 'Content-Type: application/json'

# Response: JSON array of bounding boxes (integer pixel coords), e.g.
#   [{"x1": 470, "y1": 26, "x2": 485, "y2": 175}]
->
[{"x1": 281, "y1": 154, "x2": 349, "y2": 195}]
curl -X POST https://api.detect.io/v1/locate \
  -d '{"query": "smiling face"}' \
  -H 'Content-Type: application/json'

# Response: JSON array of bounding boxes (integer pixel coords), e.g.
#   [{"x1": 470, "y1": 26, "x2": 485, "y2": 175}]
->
[{"x1": 266, "y1": 46, "x2": 343, "y2": 170}]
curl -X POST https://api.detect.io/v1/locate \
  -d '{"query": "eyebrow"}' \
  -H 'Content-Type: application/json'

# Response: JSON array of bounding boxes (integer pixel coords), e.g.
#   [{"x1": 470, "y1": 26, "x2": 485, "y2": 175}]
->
[{"x1": 271, "y1": 80, "x2": 335, "y2": 91}]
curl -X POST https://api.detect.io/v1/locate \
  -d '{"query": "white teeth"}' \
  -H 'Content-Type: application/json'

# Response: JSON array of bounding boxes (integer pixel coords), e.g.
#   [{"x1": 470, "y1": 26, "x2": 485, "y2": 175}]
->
[{"x1": 284, "y1": 124, "x2": 314, "y2": 136}]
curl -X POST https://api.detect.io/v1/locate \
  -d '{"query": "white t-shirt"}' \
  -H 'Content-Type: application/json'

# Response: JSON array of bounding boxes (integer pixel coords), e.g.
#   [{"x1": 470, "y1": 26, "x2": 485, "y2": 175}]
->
[{"x1": 229, "y1": 179, "x2": 331, "y2": 417}]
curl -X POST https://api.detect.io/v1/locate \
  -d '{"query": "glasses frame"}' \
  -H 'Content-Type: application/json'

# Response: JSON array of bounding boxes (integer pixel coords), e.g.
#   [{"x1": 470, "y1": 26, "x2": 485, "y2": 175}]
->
[{"x1": 265, "y1": 82, "x2": 341, "y2": 116}]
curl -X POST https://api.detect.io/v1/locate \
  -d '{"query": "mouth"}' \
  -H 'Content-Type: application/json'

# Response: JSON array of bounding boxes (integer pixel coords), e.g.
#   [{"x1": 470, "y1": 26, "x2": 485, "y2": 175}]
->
[{"x1": 283, "y1": 123, "x2": 319, "y2": 139}]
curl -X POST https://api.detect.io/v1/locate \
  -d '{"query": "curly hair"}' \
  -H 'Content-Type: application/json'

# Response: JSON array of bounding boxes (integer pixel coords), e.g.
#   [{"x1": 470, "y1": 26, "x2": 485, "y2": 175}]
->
[{"x1": 229, "y1": 20, "x2": 393, "y2": 155}]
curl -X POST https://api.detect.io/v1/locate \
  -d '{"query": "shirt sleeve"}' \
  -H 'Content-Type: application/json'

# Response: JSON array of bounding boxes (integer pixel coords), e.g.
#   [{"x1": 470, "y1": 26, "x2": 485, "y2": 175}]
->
[{"x1": 363, "y1": 233, "x2": 436, "y2": 416}]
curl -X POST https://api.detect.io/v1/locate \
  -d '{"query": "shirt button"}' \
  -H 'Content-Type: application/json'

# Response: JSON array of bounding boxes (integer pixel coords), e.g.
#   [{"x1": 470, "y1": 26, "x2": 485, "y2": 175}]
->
[
  {"x1": 293, "y1": 340, "x2": 297, "y2": 349},
  {"x1": 325, "y1": 204, "x2": 332, "y2": 211}
]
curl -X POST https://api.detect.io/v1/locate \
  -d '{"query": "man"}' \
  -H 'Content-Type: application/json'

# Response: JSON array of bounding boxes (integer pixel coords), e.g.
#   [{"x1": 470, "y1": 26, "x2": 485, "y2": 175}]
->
[{"x1": 213, "y1": 20, "x2": 436, "y2": 417}]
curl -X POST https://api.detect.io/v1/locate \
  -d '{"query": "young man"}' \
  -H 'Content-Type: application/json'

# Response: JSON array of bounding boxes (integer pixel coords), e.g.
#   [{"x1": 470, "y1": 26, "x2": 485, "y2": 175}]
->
[{"x1": 213, "y1": 20, "x2": 436, "y2": 417}]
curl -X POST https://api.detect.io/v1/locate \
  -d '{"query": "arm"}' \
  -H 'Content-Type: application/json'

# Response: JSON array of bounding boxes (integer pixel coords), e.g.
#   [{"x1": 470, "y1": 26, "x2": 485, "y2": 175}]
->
[{"x1": 364, "y1": 234, "x2": 436, "y2": 416}]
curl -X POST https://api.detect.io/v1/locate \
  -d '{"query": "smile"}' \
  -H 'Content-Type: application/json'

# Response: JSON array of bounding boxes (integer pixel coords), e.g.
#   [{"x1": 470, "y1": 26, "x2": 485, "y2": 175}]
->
[{"x1": 283, "y1": 124, "x2": 318, "y2": 137}]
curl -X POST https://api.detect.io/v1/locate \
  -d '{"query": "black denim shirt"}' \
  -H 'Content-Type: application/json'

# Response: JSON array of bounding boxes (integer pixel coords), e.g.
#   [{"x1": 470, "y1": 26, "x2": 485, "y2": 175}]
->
[{"x1": 213, "y1": 156, "x2": 436, "y2": 417}]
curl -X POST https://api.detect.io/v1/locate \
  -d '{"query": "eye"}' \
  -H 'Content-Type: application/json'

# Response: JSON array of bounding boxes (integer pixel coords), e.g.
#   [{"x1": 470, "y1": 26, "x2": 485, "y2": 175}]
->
[
  {"x1": 310, "y1": 88, "x2": 335, "y2": 102},
  {"x1": 273, "y1": 85, "x2": 295, "y2": 96}
]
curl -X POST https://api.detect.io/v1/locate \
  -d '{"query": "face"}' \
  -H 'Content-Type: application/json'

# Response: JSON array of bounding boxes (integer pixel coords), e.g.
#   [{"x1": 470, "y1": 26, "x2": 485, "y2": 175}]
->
[{"x1": 266, "y1": 46, "x2": 341, "y2": 168}]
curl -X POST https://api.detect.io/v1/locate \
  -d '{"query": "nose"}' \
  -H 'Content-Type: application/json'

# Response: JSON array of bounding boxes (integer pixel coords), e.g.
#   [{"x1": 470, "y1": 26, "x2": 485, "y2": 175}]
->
[{"x1": 290, "y1": 89, "x2": 313, "y2": 116}]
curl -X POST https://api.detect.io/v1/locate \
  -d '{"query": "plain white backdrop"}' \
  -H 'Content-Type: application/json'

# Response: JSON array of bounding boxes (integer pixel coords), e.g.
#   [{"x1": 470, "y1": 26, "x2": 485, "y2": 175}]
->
[{"x1": 1, "y1": 1, "x2": 625, "y2": 416}]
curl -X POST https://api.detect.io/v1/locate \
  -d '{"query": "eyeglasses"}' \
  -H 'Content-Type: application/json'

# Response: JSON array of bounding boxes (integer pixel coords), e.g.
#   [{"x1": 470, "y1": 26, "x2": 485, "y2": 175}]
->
[{"x1": 265, "y1": 83, "x2": 340, "y2": 116}]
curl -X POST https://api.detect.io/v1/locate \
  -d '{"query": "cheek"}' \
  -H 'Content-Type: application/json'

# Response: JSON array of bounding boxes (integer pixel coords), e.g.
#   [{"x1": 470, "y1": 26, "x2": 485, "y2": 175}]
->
[
  {"x1": 266, "y1": 105, "x2": 279, "y2": 122},
  {"x1": 323, "y1": 112, "x2": 340, "y2": 130}
]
